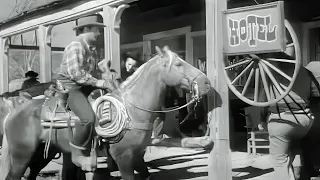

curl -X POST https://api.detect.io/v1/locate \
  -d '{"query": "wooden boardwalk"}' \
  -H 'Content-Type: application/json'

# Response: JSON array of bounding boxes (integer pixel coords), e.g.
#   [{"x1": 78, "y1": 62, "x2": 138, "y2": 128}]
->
[{"x1": 39, "y1": 147, "x2": 275, "y2": 180}]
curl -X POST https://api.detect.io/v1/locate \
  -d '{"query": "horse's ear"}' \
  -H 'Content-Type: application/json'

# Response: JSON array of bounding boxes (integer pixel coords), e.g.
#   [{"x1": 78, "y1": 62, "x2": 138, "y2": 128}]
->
[
  {"x1": 162, "y1": 45, "x2": 171, "y2": 53},
  {"x1": 162, "y1": 45, "x2": 172, "y2": 58},
  {"x1": 2, "y1": 97, "x2": 14, "y2": 110},
  {"x1": 162, "y1": 45, "x2": 173, "y2": 68},
  {"x1": 155, "y1": 46, "x2": 163, "y2": 57}
]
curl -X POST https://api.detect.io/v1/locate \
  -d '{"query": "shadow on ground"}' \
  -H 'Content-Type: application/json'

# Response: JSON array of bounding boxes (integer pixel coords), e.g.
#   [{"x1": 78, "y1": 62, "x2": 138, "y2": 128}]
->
[
  {"x1": 232, "y1": 166, "x2": 274, "y2": 180},
  {"x1": 146, "y1": 150, "x2": 209, "y2": 180}
]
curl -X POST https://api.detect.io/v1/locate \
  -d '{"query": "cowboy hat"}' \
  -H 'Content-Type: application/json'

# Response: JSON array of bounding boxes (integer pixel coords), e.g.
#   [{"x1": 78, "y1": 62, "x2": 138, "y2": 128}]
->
[
  {"x1": 25, "y1": 71, "x2": 39, "y2": 78},
  {"x1": 73, "y1": 14, "x2": 106, "y2": 30},
  {"x1": 122, "y1": 51, "x2": 144, "y2": 64},
  {"x1": 305, "y1": 61, "x2": 320, "y2": 83}
]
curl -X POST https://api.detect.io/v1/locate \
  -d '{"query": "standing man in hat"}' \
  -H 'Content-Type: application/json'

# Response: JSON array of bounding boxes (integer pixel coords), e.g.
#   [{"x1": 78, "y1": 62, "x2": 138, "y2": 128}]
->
[
  {"x1": 22, "y1": 70, "x2": 40, "y2": 89},
  {"x1": 55, "y1": 14, "x2": 119, "y2": 171},
  {"x1": 265, "y1": 42, "x2": 320, "y2": 179}
]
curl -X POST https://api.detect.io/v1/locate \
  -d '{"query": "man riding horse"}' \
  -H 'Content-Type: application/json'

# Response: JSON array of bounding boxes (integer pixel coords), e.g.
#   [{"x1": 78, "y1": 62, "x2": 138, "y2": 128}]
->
[{"x1": 54, "y1": 14, "x2": 120, "y2": 171}]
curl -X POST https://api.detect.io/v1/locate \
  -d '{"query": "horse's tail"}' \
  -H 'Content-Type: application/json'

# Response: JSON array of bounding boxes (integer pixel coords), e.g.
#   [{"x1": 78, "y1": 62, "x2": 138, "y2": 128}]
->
[{"x1": 0, "y1": 124, "x2": 12, "y2": 180}]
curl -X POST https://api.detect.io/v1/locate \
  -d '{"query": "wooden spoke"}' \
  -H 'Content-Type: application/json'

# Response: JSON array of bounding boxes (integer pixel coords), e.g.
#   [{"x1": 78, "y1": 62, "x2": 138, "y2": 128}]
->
[
  {"x1": 254, "y1": 67, "x2": 260, "y2": 102},
  {"x1": 241, "y1": 68, "x2": 254, "y2": 96},
  {"x1": 261, "y1": 60, "x2": 292, "y2": 81},
  {"x1": 287, "y1": 43, "x2": 294, "y2": 48},
  {"x1": 222, "y1": 20, "x2": 301, "y2": 107},
  {"x1": 260, "y1": 62, "x2": 284, "y2": 94},
  {"x1": 231, "y1": 61, "x2": 254, "y2": 84},
  {"x1": 224, "y1": 59, "x2": 251, "y2": 70},
  {"x1": 258, "y1": 63, "x2": 271, "y2": 101},
  {"x1": 279, "y1": 83, "x2": 288, "y2": 91},
  {"x1": 271, "y1": 85, "x2": 278, "y2": 99},
  {"x1": 265, "y1": 58, "x2": 296, "y2": 64}
]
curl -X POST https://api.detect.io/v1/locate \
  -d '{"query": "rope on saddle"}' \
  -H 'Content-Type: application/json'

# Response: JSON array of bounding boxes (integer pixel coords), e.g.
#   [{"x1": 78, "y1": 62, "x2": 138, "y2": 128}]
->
[
  {"x1": 92, "y1": 95, "x2": 129, "y2": 141},
  {"x1": 44, "y1": 101, "x2": 58, "y2": 159}
]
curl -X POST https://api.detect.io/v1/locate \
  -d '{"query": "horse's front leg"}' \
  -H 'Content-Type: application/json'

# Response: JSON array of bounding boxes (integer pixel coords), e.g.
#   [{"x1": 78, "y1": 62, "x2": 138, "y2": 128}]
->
[
  {"x1": 112, "y1": 149, "x2": 135, "y2": 180},
  {"x1": 61, "y1": 153, "x2": 86, "y2": 180},
  {"x1": 134, "y1": 149, "x2": 150, "y2": 180},
  {"x1": 27, "y1": 144, "x2": 59, "y2": 180}
]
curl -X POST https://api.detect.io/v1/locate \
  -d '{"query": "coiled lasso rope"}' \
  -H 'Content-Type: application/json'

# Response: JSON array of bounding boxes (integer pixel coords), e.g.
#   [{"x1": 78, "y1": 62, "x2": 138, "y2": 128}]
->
[{"x1": 91, "y1": 95, "x2": 129, "y2": 139}]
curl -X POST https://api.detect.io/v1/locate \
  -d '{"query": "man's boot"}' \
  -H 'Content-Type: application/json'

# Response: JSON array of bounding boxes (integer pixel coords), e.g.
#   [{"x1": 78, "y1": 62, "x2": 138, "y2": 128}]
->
[
  {"x1": 69, "y1": 142, "x2": 95, "y2": 172},
  {"x1": 69, "y1": 123, "x2": 95, "y2": 172}
]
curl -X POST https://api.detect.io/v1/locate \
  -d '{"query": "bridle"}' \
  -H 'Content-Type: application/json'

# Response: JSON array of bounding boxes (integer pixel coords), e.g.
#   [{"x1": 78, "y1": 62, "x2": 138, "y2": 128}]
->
[
  {"x1": 118, "y1": 48, "x2": 204, "y2": 113},
  {"x1": 125, "y1": 72, "x2": 203, "y2": 113}
]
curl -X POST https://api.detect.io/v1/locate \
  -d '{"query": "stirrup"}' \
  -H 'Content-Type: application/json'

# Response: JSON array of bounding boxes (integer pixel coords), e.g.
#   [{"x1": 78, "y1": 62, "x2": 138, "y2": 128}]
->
[{"x1": 69, "y1": 142, "x2": 88, "y2": 151}]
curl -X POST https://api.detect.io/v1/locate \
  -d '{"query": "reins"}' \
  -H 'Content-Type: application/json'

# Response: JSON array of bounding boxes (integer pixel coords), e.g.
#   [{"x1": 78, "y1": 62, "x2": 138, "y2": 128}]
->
[{"x1": 126, "y1": 97, "x2": 200, "y2": 113}]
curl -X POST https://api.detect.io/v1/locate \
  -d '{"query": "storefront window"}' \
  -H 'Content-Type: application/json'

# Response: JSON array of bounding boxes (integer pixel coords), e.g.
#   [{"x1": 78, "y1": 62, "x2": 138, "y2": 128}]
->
[
  {"x1": 8, "y1": 49, "x2": 40, "y2": 92},
  {"x1": 192, "y1": 35, "x2": 206, "y2": 74},
  {"x1": 8, "y1": 30, "x2": 40, "y2": 92},
  {"x1": 51, "y1": 20, "x2": 76, "y2": 80},
  {"x1": 150, "y1": 35, "x2": 186, "y2": 59}
]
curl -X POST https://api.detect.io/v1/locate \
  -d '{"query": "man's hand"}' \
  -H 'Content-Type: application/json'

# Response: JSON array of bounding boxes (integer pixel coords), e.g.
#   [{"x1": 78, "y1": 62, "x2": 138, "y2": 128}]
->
[
  {"x1": 98, "y1": 59, "x2": 109, "y2": 73},
  {"x1": 96, "y1": 79, "x2": 117, "y2": 92}
]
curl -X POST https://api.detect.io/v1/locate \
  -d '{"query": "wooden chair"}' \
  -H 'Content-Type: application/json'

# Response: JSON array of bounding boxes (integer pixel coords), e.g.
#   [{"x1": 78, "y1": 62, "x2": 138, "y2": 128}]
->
[
  {"x1": 243, "y1": 107, "x2": 270, "y2": 155},
  {"x1": 246, "y1": 127, "x2": 269, "y2": 155}
]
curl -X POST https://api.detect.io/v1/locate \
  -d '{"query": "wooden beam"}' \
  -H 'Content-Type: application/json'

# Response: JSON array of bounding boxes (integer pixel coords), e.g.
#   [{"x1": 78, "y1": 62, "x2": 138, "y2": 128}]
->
[
  {"x1": 0, "y1": 0, "x2": 138, "y2": 38},
  {"x1": 38, "y1": 25, "x2": 52, "y2": 83},
  {"x1": 206, "y1": 0, "x2": 232, "y2": 180},
  {"x1": 143, "y1": 40, "x2": 151, "y2": 61},
  {"x1": 103, "y1": 5, "x2": 127, "y2": 75},
  {"x1": 8, "y1": 45, "x2": 64, "y2": 52},
  {"x1": 186, "y1": 33, "x2": 194, "y2": 66},
  {"x1": 143, "y1": 26, "x2": 191, "y2": 41},
  {"x1": 121, "y1": 41, "x2": 143, "y2": 50},
  {"x1": 0, "y1": 38, "x2": 9, "y2": 94},
  {"x1": 189, "y1": 30, "x2": 206, "y2": 37}
]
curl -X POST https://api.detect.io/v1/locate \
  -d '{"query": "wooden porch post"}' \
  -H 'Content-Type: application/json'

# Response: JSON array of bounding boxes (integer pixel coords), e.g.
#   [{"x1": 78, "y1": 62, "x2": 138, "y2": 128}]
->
[
  {"x1": 38, "y1": 25, "x2": 52, "y2": 82},
  {"x1": 206, "y1": 0, "x2": 232, "y2": 179},
  {"x1": 103, "y1": 5, "x2": 129, "y2": 76},
  {"x1": 0, "y1": 38, "x2": 9, "y2": 94}
]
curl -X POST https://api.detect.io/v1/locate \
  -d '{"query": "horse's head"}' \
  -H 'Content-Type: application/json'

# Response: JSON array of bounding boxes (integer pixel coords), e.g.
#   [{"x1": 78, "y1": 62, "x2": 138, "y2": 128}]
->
[{"x1": 156, "y1": 46, "x2": 211, "y2": 98}]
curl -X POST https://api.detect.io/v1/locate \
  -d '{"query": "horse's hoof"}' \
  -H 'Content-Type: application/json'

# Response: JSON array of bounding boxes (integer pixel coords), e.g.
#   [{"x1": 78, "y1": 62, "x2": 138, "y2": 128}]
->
[{"x1": 85, "y1": 172, "x2": 94, "y2": 180}]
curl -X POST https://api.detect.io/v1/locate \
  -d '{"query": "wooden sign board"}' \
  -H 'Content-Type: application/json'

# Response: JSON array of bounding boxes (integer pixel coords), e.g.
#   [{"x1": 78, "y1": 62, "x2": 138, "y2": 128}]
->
[{"x1": 222, "y1": 1, "x2": 285, "y2": 55}]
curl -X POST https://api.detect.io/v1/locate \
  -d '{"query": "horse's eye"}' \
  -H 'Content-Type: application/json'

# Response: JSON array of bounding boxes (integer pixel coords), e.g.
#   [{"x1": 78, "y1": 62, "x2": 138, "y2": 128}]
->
[{"x1": 175, "y1": 62, "x2": 183, "y2": 67}]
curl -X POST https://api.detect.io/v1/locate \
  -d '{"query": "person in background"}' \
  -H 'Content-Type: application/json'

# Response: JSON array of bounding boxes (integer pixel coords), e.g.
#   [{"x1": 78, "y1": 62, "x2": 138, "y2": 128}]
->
[
  {"x1": 121, "y1": 51, "x2": 143, "y2": 80},
  {"x1": 21, "y1": 70, "x2": 40, "y2": 89},
  {"x1": 98, "y1": 59, "x2": 121, "y2": 88},
  {"x1": 265, "y1": 37, "x2": 319, "y2": 179}
]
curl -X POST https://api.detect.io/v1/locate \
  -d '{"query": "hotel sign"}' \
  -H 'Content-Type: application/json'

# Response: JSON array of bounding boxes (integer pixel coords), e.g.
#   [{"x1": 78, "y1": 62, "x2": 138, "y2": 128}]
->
[{"x1": 222, "y1": 1, "x2": 285, "y2": 55}]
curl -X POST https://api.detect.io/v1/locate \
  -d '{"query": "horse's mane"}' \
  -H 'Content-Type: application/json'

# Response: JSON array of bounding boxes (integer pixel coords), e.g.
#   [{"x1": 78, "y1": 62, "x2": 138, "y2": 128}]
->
[
  {"x1": 0, "y1": 82, "x2": 53, "y2": 97},
  {"x1": 120, "y1": 55, "x2": 161, "y2": 89}
]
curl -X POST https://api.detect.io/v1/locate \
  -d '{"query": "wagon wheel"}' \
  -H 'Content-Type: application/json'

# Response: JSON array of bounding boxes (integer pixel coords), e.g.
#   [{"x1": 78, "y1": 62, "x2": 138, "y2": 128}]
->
[{"x1": 223, "y1": 19, "x2": 301, "y2": 107}]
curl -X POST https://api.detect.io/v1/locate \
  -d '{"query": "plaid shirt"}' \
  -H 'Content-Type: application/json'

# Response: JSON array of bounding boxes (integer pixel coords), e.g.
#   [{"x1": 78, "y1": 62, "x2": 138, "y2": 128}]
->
[{"x1": 58, "y1": 40, "x2": 101, "y2": 86}]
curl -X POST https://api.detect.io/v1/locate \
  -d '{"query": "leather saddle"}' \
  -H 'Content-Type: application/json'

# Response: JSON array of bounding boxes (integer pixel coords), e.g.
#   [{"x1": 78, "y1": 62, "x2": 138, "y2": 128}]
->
[{"x1": 40, "y1": 81, "x2": 117, "y2": 129}]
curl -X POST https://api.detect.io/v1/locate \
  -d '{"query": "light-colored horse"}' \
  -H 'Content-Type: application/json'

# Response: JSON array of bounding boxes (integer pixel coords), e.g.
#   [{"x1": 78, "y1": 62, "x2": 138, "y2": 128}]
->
[
  {"x1": 0, "y1": 87, "x2": 62, "y2": 180},
  {"x1": 0, "y1": 46, "x2": 211, "y2": 180}
]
